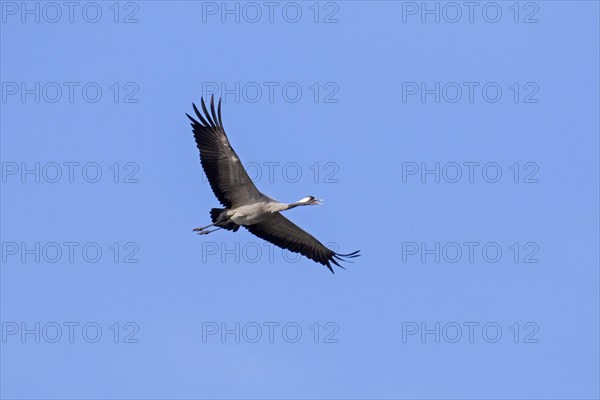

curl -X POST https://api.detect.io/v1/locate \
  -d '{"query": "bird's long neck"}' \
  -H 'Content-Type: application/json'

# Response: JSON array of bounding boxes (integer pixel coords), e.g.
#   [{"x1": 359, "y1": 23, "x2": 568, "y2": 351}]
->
[{"x1": 270, "y1": 202, "x2": 303, "y2": 212}]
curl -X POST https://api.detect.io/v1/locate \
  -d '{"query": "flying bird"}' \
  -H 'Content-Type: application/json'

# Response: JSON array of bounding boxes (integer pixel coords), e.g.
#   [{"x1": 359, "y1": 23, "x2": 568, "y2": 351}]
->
[{"x1": 186, "y1": 96, "x2": 360, "y2": 273}]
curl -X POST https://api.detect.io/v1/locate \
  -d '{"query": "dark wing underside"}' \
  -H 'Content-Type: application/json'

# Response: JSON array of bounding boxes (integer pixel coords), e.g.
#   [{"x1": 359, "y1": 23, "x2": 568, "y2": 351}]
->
[
  {"x1": 245, "y1": 213, "x2": 360, "y2": 273},
  {"x1": 186, "y1": 96, "x2": 268, "y2": 208}
]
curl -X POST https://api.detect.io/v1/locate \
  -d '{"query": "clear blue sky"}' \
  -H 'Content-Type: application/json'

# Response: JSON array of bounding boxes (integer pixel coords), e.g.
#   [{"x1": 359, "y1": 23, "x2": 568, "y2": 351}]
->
[{"x1": 1, "y1": 2, "x2": 598, "y2": 399}]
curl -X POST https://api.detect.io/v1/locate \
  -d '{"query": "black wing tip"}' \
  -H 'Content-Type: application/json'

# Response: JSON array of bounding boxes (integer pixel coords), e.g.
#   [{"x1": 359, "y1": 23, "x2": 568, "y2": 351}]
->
[
  {"x1": 191, "y1": 102, "x2": 208, "y2": 126},
  {"x1": 217, "y1": 97, "x2": 222, "y2": 125},
  {"x1": 200, "y1": 96, "x2": 217, "y2": 126},
  {"x1": 333, "y1": 250, "x2": 361, "y2": 262},
  {"x1": 186, "y1": 111, "x2": 200, "y2": 125},
  {"x1": 189, "y1": 96, "x2": 223, "y2": 128},
  {"x1": 326, "y1": 249, "x2": 360, "y2": 273},
  {"x1": 209, "y1": 96, "x2": 220, "y2": 127},
  {"x1": 322, "y1": 261, "x2": 335, "y2": 274}
]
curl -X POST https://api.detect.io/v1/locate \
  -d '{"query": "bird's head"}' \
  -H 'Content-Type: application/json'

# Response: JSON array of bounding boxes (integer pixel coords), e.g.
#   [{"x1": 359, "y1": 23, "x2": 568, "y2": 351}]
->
[{"x1": 297, "y1": 196, "x2": 322, "y2": 206}]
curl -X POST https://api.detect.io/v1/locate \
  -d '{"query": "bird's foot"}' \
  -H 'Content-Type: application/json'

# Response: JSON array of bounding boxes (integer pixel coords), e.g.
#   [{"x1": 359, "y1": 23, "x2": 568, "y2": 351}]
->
[
  {"x1": 193, "y1": 225, "x2": 214, "y2": 232},
  {"x1": 196, "y1": 227, "x2": 220, "y2": 235}
]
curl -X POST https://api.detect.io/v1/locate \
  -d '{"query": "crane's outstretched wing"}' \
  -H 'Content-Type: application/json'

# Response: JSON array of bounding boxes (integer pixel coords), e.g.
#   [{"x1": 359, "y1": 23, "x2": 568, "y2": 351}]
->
[
  {"x1": 186, "y1": 96, "x2": 269, "y2": 208},
  {"x1": 245, "y1": 213, "x2": 360, "y2": 273}
]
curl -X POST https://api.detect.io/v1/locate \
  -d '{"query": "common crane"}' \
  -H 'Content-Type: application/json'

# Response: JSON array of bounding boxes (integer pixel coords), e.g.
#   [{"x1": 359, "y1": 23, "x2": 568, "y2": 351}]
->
[{"x1": 186, "y1": 96, "x2": 360, "y2": 273}]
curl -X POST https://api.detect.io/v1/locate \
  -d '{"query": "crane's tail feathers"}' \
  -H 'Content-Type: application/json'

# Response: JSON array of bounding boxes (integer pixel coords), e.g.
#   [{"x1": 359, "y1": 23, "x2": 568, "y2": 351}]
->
[
  {"x1": 210, "y1": 208, "x2": 240, "y2": 232},
  {"x1": 210, "y1": 208, "x2": 227, "y2": 223}
]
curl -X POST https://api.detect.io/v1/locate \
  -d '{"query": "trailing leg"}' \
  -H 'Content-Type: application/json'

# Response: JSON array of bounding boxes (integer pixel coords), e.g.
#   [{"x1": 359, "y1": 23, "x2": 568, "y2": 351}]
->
[
  {"x1": 193, "y1": 208, "x2": 240, "y2": 234},
  {"x1": 193, "y1": 223, "x2": 216, "y2": 232},
  {"x1": 196, "y1": 227, "x2": 223, "y2": 235}
]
